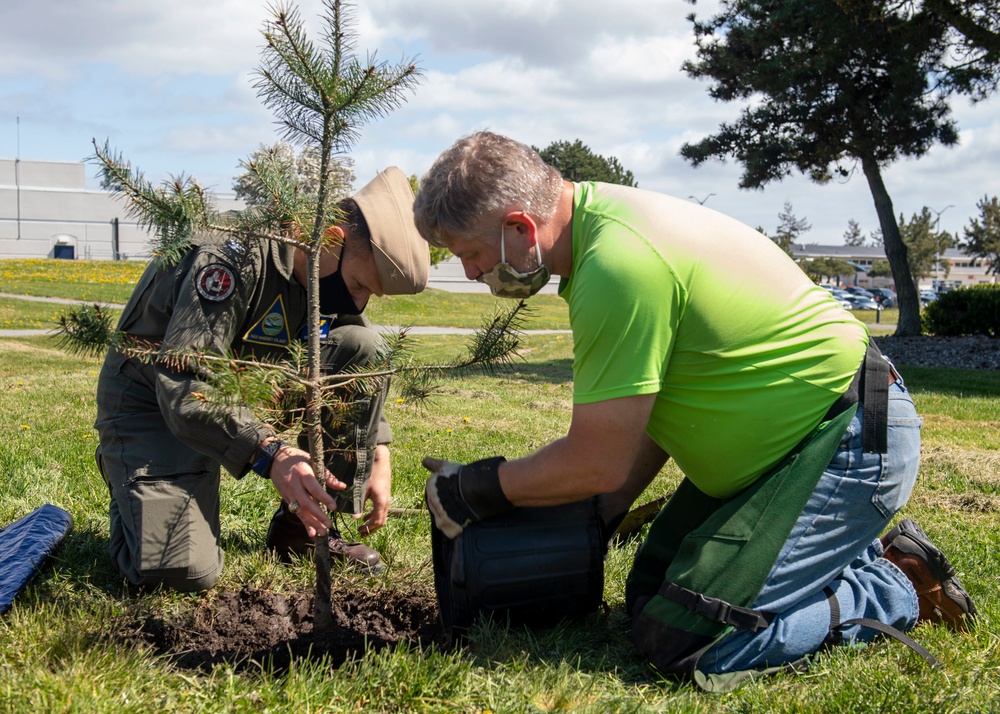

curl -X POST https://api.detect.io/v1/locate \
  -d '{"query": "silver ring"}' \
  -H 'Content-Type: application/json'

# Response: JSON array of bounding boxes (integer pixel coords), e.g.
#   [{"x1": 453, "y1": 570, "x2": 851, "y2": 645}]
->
[{"x1": 288, "y1": 500, "x2": 300, "y2": 514}]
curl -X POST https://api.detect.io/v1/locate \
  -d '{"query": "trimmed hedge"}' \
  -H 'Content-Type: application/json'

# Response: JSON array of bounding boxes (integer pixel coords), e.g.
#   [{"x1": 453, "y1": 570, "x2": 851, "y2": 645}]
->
[{"x1": 923, "y1": 284, "x2": 1000, "y2": 337}]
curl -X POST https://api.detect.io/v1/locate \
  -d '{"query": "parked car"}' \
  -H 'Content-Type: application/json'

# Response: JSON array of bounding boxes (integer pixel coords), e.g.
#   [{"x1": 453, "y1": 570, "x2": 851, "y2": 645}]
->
[
  {"x1": 846, "y1": 294, "x2": 880, "y2": 310},
  {"x1": 919, "y1": 289, "x2": 938, "y2": 305},
  {"x1": 823, "y1": 290, "x2": 854, "y2": 310},
  {"x1": 869, "y1": 288, "x2": 896, "y2": 307},
  {"x1": 845, "y1": 286, "x2": 875, "y2": 299}
]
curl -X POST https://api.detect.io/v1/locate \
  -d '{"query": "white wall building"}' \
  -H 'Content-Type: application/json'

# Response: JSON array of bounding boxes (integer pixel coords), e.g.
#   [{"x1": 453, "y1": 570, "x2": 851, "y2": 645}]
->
[
  {"x1": 2, "y1": 157, "x2": 997, "y2": 294},
  {"x1": 791, "y1": 243, "x2": 996, "y2": 291},
  {"x1": 0, "y1": 157, "x2": 242, "y2": 261}
]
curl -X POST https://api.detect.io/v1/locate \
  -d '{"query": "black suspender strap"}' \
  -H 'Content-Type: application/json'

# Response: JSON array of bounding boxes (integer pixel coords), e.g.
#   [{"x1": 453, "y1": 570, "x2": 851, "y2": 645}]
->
[
  {"x1": 657, "y1": 582, "x2": 775, "y2": 633},
  {"x1": 861, "y1": 340, "x2": 890, "y2": 454},
  {"x1": 823, "y1": 338, "x2": 891, "y2": 454},
  {"x1": 822, "y1": 587, "x2": 940, "y2": 668}
]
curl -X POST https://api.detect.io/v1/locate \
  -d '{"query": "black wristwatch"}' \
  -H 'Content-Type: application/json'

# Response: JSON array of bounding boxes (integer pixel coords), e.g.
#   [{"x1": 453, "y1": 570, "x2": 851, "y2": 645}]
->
[{"x1": 251, "y1": 439, "x2": 287, "y2": 478}]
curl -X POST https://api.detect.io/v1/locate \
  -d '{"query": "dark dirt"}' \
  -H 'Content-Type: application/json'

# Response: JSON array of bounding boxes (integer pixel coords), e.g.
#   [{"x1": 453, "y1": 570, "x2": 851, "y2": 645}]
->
[{"x1": 126, "y1": 584, "x2": 444, "y2": 672}]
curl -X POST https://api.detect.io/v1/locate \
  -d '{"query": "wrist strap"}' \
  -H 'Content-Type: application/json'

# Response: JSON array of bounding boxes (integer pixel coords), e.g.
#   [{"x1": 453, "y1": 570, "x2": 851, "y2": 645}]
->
[{"x1": 251, "y1": 439, "x2": 286, "y2": 478}]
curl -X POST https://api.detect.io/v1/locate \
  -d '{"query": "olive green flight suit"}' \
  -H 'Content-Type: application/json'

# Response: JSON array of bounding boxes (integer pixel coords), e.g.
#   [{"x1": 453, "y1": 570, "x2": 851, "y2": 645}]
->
[{"x1": 94, "y1": 234, "x2": 390, "y2": 591}]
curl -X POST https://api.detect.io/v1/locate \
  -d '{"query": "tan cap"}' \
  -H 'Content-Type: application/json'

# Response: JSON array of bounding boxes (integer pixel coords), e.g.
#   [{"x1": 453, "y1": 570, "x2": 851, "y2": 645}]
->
[{"x1": 353, "y1": 166, "x2": 429, "y2": 295}]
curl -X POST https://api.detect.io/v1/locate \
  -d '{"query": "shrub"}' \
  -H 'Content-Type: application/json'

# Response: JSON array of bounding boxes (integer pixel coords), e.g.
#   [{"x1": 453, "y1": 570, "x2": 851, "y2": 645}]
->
[{"x1": 923, "y1": 284, "x2": 1000, "y2": 337}]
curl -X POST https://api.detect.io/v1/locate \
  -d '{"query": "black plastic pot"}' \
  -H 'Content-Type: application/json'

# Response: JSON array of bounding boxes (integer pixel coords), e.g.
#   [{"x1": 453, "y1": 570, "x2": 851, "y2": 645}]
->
[{"x1": 431, "y1": 498, "x2": 605, "y2": 636}]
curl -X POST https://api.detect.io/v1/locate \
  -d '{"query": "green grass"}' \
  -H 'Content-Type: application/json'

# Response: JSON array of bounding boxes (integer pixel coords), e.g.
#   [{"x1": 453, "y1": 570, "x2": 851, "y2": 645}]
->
[
  {"x1": 0, "y1": 258, "x2": 147, "y2": 303},
  {"x1": 0, "y1": 262, "x2": 997, "y2": 712},
  {"x1": 0, "y1": 297, "x2": 72, "y2": 331},
  {"x1": 0, "y1": 258, "x2": 571, "y2": 331},
  {"x1": 367, "y1": 289, "x2": 570, "y2": 331}
]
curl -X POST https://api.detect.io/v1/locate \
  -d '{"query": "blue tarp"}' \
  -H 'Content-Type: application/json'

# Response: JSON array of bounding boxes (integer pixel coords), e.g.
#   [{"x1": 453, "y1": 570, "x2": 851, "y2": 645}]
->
[{"x1": 0, "y1": 504, "x2": 73, "y2": 614}]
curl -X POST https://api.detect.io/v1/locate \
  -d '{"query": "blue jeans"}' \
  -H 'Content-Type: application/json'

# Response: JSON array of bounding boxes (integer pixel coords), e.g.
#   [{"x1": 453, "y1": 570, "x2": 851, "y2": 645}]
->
[{"x1": 700, "y1": 376, "x2": 922, "y2": 673}]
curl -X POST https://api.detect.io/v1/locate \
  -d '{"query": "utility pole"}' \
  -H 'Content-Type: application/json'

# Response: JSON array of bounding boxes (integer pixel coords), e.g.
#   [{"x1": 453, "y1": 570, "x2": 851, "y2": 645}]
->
[
  {"x1": 15, "y1": 114, "x2": 22, "y2": 241},
  {"x1": 931, "y1": 205, "x2": 954, "y2": 290}
]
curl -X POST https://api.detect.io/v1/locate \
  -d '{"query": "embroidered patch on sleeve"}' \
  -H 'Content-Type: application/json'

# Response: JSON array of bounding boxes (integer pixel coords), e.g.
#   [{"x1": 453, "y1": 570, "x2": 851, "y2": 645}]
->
[
  {"x1": 195, "y1": 264, "x2": 236, "y2": 302},
  {"x1": 243, "y1": 295, "x2": 291, "y2": 347},
  {"x1": 299, "y1": 316, "x2": 331, "y2": 342}
]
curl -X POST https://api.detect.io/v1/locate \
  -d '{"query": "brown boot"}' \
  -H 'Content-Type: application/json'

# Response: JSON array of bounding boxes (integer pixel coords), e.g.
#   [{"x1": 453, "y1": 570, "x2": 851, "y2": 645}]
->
[
  {"x1": 881, "y1": 519, "x2": 976, "y2": 632},
  {"x1": 266, "y1": 504, "x2": 385, "y2": 575}
]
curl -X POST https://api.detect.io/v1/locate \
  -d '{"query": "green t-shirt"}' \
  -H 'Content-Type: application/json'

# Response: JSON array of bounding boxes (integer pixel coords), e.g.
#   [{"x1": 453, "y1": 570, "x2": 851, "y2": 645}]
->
[{"x1": 559, "y1": 182, "x2": 868, "y2": 498}]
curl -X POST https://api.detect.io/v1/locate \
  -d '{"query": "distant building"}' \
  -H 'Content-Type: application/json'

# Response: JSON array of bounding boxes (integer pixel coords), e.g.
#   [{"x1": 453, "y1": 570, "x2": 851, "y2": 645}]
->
[
  {"x1": 791, "y1": 243, "x2": 996, "y2": 291},
  {"x1": 2, "y1": 159, "x2": 996, "y2": 293},
  {"x1": 0, "y1": 157, "x2": 242, "y2": 261}
]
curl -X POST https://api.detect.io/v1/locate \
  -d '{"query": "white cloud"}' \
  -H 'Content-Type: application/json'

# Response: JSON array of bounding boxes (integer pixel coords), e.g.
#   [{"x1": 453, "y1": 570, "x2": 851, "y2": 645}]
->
[{"x1": 1, "y1": 0, "x2": 998, "y2": 247}]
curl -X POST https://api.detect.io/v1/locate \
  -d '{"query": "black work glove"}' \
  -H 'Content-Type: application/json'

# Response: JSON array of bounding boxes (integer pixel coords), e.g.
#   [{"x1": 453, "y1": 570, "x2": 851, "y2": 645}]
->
[{"x1": 422, "y1": 456, "x2": 514, "y2": 538}]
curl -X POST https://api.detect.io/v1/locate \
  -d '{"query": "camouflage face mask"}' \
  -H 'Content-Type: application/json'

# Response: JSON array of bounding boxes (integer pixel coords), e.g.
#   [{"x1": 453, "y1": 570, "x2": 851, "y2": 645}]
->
[{"x1": 477, "y1": 220, "x2": 550, "y2": 299}]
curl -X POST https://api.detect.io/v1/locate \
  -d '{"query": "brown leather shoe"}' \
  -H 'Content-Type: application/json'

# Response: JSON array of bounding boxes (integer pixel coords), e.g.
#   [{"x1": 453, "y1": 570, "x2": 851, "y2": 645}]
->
[
  {"x1": 266, "y1": 504, "x2": 385, "y2": 575},
  {"x1": 881, "y1": 519, "x2": 976, "y2": 632}
]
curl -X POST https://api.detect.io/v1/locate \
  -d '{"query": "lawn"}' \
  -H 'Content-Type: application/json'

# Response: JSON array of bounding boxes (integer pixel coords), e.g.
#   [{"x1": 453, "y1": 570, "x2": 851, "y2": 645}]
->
[
  {"x1": 0, "y1": 261, "x2": 996, "y2": 713},
  {"x1": 0, "y1": 258, "x2": 572, "y2": 331}
]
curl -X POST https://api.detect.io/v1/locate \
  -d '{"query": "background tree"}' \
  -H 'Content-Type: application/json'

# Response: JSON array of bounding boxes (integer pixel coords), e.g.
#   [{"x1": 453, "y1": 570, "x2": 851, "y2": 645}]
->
[
  {"x1": 799, "y1": 256, "x2": 857, "y2": 283},
  {"x1": 680, "y1": 0, "x2": 970, "y2": 335},
  {"x1": 773, "y1": 201, "x2": 811, "y2": 257},
  {"x1": 895, "y1": 0, "x2": 1000, "y2": 97},
  {"x1": 843, "y1": 219, "x2": 866, "y2": 247},
  {"x1": 233, "y1": 141, "x2": 356, "y2": 206},
  {"x1": 898, "y1": 206, "x2": 958, "y2": 282},
  {"x1": 867, "y1": 259, "x2": 894, "y2": 279},
  {"x1": 533, "y1": 139, "x2": 638, "y2": 186},
  {"x1": 963, "y1": 195, "x2": 1000, "y2": 275}
]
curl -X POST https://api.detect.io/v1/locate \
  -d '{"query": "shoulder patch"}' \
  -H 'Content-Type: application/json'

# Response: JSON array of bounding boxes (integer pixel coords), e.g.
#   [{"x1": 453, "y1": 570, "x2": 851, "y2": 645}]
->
[
  {"x1": 243, "y1": 295, "x2": 291, "y2": 347},
  {"x1": 299, "y1": 316, "x2": 331, "y2": 342},
  {"x1": 225, "y1": 238, "x2": 247, "y2": 256},
  {"x1": 195, "y1": 264, "x2": 237, "y2": 302}
]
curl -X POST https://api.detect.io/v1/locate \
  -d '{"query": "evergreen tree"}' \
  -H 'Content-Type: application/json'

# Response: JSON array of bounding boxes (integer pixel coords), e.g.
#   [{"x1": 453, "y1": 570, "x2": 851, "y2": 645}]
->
[
  {"x1": 867, "y1": 259, "x2": 894, "y2": 278},
  {"x1": 533, "y1": 139, "x2": 638, "y2": 186},
  {"x1": 843, "y1": 1, "x2": 1000, "y2": 96},
  {"x1": 843, "y1": 219, "x2": 866, "y2": 247},
  {"x1": 680, "y1": 0, "x2": 967, "y2": 335},
  {"x1": 58, "y1": 0, "x2": 524, "y2": 628},
  {"x1": 898, "y1": 206, "x2": 957, "y2": 281},
  {"x1": 773, "y1": 202, "x2": 811, "y2": 256},
  {"x1": 799, "y1": 256, "x2": 857, "y2": 283},
  {"x1": 963, "y1": 195, "x2": 1000, "y2": 274},
  {"x1": 233, "y1": 141, "x2": 356, "y2": 206}
]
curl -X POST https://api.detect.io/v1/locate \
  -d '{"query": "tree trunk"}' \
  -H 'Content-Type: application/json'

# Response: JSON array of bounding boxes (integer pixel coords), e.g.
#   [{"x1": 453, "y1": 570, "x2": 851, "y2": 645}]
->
[
  {"x1": 307, "y1": 247, "x2": 334, "y2": 631},
  {"x1": 861, "y1": 156, "x2": 922, "y2": 336},
  {"x1": 308, "y1": 119, "x2": 338, "y2": 632}
]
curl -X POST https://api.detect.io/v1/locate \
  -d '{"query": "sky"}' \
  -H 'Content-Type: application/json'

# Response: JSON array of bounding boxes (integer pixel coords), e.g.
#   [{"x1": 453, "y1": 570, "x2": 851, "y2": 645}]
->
[{"x1": 1, "y1": 0, "x2": 998, "y2": 244}]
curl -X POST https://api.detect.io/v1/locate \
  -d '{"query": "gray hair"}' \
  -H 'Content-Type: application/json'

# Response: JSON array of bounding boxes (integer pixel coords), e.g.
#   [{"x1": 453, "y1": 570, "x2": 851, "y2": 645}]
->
[{"x1": 413, "y1": 131, "x2": 564, "y2": 248}]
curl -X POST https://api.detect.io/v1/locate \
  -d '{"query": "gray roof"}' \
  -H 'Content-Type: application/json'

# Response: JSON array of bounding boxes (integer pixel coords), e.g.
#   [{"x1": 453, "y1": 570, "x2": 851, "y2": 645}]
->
[{"x1": 792, "y1": 243, "x2": 969, "y2": 259}]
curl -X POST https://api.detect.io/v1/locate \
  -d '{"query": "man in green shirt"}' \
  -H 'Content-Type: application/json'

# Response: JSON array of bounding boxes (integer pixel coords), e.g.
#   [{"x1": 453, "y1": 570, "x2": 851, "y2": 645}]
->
[
  {"x1": 413, "y1": 132, "x2": 975, "y2": 685},
  {"x1": 95, "y1": 167, "x2": 429, "y2": 591}
]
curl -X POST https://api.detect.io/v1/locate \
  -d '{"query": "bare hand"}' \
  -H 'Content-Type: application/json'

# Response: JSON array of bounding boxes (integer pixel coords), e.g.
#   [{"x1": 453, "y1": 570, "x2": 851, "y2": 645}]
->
[
  {"x1": 355, "y1": 444, "x2": 391, "y2": 537},
  {"x1": 269, "y1": 445, "x2": 345, "y2": 537}
]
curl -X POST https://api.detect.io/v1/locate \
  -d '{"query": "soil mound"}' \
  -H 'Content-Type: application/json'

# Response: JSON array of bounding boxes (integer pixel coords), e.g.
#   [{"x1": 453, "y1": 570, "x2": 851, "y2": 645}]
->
[{"x1": 130, "y1": 584, "x2": 443, "y2": 672}]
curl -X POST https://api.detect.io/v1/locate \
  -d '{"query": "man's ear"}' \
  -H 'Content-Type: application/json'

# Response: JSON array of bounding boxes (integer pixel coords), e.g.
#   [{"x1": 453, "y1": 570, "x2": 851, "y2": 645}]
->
[{"x1": 504, "y1": 212, "x2": 538, "y2": 245}]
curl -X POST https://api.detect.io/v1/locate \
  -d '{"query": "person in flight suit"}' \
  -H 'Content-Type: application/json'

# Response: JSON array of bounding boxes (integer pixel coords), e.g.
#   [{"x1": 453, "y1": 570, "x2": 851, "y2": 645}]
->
[{"x1": 94, "y1": 167, "x2": 429, "y2": 591}]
